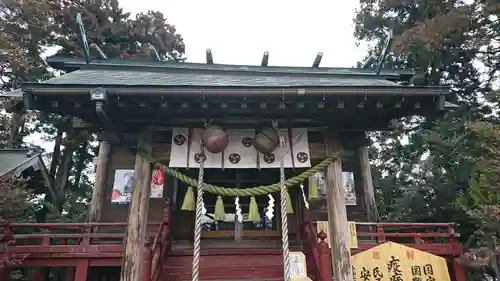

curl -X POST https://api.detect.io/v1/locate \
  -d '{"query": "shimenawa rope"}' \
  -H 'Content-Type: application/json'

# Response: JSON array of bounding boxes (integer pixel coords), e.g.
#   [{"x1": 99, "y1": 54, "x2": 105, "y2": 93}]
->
[
  {"x1": 279, "y1": 136, "x2": 292, "y2": 281},
  {"x1": 191, "y1": 144, "x2": 205, "y2": 281}
]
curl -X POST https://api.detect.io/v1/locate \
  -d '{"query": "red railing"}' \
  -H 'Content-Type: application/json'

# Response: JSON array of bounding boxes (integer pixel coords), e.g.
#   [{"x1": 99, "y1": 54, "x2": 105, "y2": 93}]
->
[
  {"x1": 0, "y1": 203, "x2": 173, "y2": 269},
  {"x1": 300, "y1": 210, "x2": 321, "y2": 280},
  {"x1": 149, "y1": 199, "x2": 172, "y2": 281},
  {"x1": 300, "y1": 210, "x2": 463, "y2": 281}
]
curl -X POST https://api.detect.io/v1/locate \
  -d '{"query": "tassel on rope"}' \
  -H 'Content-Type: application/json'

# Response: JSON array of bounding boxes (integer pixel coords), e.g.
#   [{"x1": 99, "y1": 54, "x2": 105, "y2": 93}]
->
[
  {"x1": 248, "y1": 196, "x2": 260, "y2": 222},
  {"x1": 181, "y1": 186, "x2": 195, "y2": 211},
  {"x1": 214, "y1": 195, "x2": 226, "y2": 221},
  {"x1": 308, "y1": 174, "x2": 319, "y2": 200},
  {"x1": 285, "y1": 189, "x2": 294, "y2": 214}
]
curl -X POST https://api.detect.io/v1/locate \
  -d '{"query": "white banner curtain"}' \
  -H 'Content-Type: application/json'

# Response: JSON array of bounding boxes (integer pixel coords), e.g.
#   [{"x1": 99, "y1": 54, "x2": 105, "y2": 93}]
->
[{"x1": 169, "y1": 128, "x2": 311, "y2": 169}]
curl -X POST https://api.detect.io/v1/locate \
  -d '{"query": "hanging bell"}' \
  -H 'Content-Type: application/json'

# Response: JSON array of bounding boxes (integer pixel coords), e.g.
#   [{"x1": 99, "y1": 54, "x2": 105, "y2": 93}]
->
[
  {"x1": 202, "y1": 125, "x2": 229, "y2": 154},
  {"x1": 253, "y1": 127, "x2": 279, "y2": 154}
]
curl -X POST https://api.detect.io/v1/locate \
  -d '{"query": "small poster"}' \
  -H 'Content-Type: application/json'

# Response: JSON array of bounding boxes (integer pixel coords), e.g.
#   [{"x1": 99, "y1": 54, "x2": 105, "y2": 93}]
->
[
  {"x1": 111, "y1": 169, "x2": 164, "y2": 204},
  {"x1": 310, "y1": 171, "x2": 357, "y2": 205},
  {"x1": 151, "y1": 169, "x2": 164, "y2": 198},
  {"x1": 289, "y1": 251, "x2": 308, "y2": 279}
]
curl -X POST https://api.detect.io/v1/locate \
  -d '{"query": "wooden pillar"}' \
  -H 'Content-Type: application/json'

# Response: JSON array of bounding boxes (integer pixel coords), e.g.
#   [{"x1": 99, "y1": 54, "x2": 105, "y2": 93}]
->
[
  {"x1": 0, "y1": 267, "x2": 7, "y2": 281},
  {"x1": 120, "y1": 128, "x2": 153, "y2": 281},
  {"x1": 357, "y1": 145, "x2": 379, "y2": 222},
  {"x1": 324, "y1": 132, "x2": 354, "y2": 281},
  {"x1": 87, "y1": 140, "x2": 111, "y2": 223}
]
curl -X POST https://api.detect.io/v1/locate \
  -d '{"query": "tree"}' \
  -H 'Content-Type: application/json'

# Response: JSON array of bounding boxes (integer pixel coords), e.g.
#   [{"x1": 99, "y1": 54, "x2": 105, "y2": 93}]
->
[
  {"x1": 355, "y1": 1, "x2": 500, "y2": 279},
  {"x1": 0, "y1": 178, "x2": 36, "y2": 222},
  {"x1": 1, "y1": 0, "x2": 186, "y2": 223}
]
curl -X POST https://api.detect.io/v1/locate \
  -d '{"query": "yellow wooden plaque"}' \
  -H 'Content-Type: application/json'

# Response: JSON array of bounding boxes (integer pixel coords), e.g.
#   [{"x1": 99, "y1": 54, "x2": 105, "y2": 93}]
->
[
  {"x1": 347, "y1": 221, "x2": 358, "y2": 248},
  {"x1": 316, "y1": 221, "x2": 358, "y2": 248},
  {"x1": 352, "y1": 242, "x2": 451, "y2": 281}
]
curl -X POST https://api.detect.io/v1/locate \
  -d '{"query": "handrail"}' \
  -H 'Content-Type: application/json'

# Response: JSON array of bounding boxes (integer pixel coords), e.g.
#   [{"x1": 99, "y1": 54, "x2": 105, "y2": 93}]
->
[
  {"x1": 150, "y1": 199, "x2": 172, "y2": 281},
  {"x1": 300, "y1": 216, "x2": 462, "y2": 281},
  {"x1": 300, "y1": 209, "x2": 321, "y2": 280}
]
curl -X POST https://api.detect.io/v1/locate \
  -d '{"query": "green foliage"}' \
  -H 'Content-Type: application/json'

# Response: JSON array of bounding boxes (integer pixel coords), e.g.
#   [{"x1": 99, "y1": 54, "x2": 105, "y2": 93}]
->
[
  {"x1": 0, "y1": 0, "x2": 186, "y2": 225},
  {"x1": 0, "y1": 178, "x2": 37, "y2": 222},
  {"x1": 356, "y1": 0, "x2": 499, "y2": 241}
]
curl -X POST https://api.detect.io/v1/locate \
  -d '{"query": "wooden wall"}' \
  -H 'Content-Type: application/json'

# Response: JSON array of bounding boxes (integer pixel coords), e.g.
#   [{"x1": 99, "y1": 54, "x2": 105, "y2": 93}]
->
[{"x1": 100, "y1": 144, "x2": 170, "y2": 222}]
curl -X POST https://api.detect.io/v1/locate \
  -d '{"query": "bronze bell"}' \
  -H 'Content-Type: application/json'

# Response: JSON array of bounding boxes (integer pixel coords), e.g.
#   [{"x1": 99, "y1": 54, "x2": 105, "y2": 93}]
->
[
  {"x1": 253, "y1": 127, "x2": 279, "y2": 154},
  {"x1": 202, "y1": 125, "x2": 229, "y2": 154}
]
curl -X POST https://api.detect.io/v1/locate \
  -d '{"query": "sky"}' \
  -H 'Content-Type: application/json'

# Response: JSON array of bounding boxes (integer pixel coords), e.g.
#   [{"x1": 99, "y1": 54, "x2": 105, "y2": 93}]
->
[
  {"x1": 119, "y1": 0, "x2": 368, "y2": 67},
  {"x1": 24, "y1": 0, "x2": 368, "y2": 152}
]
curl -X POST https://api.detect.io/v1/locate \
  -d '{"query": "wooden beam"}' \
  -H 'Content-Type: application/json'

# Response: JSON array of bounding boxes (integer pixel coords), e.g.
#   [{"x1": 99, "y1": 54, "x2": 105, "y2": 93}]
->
[
  {"x1": 323, "y1": 131, "x2": 353, "y2": 281},
  {"x1": 312, "y1": 52, "x2": 323, "y2": 68},
  {"x1": 358, "y1": 146, "x2": 379, "y2": 222},
  {"x1": 261, "y1": 51, "x2": 269, "y2": 66},
  {"x1": 87, "y1": 140, "x2": 111, "y2": 223},
  {"x1": 120, "y1": 128, "x2": 153, "y2": 281}
]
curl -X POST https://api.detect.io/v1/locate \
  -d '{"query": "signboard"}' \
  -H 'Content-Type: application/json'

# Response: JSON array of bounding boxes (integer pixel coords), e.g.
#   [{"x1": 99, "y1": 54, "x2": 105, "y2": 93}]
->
[
  {"x1": 352, "y1": 242, "x2": 451, "y2": 281},
  {"x1": 111, "y1": 169, "x2": 164, "y2": 204},
  {"x1": 316, "y1": 221, "x2": 358, "y2": 249},
  {"x1": 290, "y1": 251, "x2": 308, "y2": 280}
]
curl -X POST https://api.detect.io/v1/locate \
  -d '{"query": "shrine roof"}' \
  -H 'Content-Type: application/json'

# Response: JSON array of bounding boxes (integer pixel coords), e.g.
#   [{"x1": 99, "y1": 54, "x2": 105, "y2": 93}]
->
[
  {"x1": 25, "y1": 56, "x2": 423, "y2": 89},
  {"x1": 0, "y1": 149, "x2": 46, "y2": 179}
]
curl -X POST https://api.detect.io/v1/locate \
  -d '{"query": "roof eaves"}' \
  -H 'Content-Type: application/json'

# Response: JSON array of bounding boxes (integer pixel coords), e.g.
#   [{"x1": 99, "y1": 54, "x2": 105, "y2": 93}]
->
[{"x1": 22, "y1": 84, "x2": 449, "y2": 97}]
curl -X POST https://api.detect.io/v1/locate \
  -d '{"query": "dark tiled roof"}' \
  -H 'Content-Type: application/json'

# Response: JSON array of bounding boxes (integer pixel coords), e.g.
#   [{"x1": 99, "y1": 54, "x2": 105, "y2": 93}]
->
[
  {"x1": 0, "y1": 149, "x2": 42, "y2": 178},
  {"x1": 41, "y1": 69, "x2": 401, "y2": 88},
  {"x1": 45, "y1": 56, "x2": 415, "y2": 79}
]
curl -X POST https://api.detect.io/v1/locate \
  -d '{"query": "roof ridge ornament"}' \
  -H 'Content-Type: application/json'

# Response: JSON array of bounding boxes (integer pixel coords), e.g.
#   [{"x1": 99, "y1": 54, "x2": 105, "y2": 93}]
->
[
  {"x1": 148, "y1": 44, "x2": 162, "y2": 62},
  {"x1": 206, "y1": 49, "x2": 214, "y2": 64},
  {"x1": 376, "y1": 28, "x2": 394, "y2": 75},
  {"x1": 312, "y1": 52, "x2": 323, "y2": 68},
  {"x1": 76, "y1": 13, "x2": 91, "y2": 64},
  {"x1": 261, "y1": 51, "x2": 269, "y2": 67},
  {"x1": 360, "y1": 28, "x2": 394, "y2": 73}
]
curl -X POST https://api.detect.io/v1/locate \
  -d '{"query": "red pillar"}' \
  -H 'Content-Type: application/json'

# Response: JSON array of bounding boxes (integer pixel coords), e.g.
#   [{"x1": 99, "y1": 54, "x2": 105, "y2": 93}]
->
[
  {"x1": 65, "y1": 267, "x2": 76, "y2": 281},
  {"x1": 317, "y1": 231, "x2": 333, "y2": 281},
  {"x1": 142, "y1": 240, "x2": 152, "y2": 281},
  {"x1": 0, "y1": 266, "x2": 8, "y2": 281},
  {"x1": 452, "y1": 260, "x2": 466, "y2": 281},
  {"x1": 75, "y1": 260, "x2": 89, "y2": 281}
]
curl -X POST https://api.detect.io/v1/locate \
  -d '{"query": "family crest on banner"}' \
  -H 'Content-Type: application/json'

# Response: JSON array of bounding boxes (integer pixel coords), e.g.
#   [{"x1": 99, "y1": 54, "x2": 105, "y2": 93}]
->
[{"x1": 169, "y1": 127, "x2": 311, "y2": 169}]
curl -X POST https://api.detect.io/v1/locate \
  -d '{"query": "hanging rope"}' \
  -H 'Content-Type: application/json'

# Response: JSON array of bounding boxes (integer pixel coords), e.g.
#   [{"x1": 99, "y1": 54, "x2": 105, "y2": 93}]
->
[
  {"x1": 167, "y1": 156, "x2": 336, "y2": 196},
  {"x1": 191, "y1": 145, "x2": 205, "y2": 281},
  {"x1": 279, "y1": 136, "x2": 292, "y2": 281}
]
